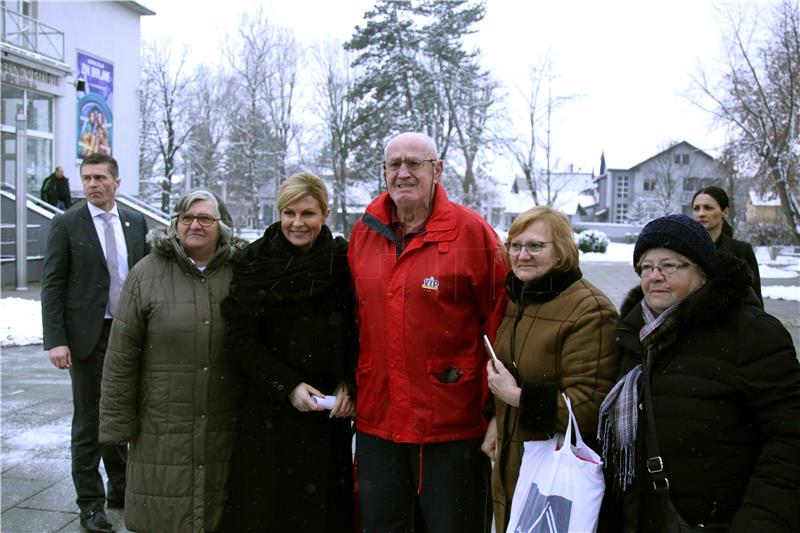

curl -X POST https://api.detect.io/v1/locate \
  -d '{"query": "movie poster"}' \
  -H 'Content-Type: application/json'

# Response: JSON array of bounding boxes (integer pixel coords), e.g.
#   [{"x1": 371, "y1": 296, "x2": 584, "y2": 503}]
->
[{"x1": 76, "y1": 52, "x2": 113, "y2": 158}]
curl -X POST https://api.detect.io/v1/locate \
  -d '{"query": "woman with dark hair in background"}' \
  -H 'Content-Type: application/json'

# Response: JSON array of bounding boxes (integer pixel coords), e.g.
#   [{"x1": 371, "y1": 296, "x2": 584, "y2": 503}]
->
[
  {"x1": 221, "y1": 172, "x2": 357, "y2": 533},
  {"x1": 692, "y1": 186, "x2": 762, "y2": 304}
]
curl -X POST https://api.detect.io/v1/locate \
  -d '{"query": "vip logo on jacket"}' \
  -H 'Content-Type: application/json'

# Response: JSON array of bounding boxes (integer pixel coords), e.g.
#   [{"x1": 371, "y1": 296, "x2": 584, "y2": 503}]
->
[{"x1": 421, "y1": 276, "x2": 440, "y2": 291}]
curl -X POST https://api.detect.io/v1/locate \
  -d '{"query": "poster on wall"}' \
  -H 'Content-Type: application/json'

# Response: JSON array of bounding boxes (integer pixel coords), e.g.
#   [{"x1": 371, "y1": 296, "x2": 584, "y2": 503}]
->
[{"x1": 76, "y1": 52, "x2": 113, "y2": 159}]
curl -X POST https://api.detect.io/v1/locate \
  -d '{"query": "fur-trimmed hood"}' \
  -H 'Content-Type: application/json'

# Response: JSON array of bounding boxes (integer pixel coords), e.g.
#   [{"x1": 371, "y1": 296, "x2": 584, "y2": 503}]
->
[
  {"x1": 619, "y1": 251, "x2": 759, "y2": 326},
  {"x1": 146, "y1": 227, "x2": 248, "y2": 273}
]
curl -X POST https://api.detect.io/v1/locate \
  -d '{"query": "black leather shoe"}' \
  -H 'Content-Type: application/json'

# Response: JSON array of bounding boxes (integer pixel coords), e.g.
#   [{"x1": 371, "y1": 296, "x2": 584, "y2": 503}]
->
[{"x1": 80, "y1": 510, "x2": 116, "y2": 533}]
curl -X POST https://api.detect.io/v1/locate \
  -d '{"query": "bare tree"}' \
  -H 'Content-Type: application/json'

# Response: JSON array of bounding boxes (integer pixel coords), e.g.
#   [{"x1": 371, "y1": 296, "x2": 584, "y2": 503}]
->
[
  {"x1": 142, "y1": 40, "x2": 196, "y2": 214},
  {"x1": 263, "y1": 26, "x2": 300, "y2": 220},
  {"x1": 446, "y1": 70, "x2": 498, "y2": 207},
  {"x1": 224, "y1": 10, "x2": 276, "y2": 228},
  {"x1": 503, "y1": 57, "x2": 577, "y2": 206},
  {"x1": 311, "y1": 41, "x2": 357, "y2": 234},
  {"x1": 184, "y1": 66, "x2": 234, "y2": 193},
  {"x1": 138, "y1": 62, "x2": 160, "y2": 203},
  {"x1": 650, "y1": 147, "x2": 683, "y2": 215},
  {"x1": 691, "y1": 0, "x2": 800, "y2": 241}
]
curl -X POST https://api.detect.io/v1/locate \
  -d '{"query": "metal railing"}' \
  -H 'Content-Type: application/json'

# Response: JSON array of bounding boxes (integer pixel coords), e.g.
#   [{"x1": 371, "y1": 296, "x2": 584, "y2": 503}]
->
[{"x1": 1, "y1": 6, "x2": 64, "y2": 61}]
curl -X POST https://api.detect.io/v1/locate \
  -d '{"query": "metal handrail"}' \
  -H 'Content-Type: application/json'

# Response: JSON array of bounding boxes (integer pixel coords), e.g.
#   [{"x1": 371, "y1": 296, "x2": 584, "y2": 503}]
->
[{"x1": 1, "y1": 6, "x2": 64, "y2": 61}]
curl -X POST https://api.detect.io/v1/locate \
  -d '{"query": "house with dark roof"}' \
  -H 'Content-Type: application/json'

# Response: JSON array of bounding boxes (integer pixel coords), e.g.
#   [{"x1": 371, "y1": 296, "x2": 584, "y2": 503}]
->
[{"x1": 590, "y1": 141, "x2": 730, "y2": 223}]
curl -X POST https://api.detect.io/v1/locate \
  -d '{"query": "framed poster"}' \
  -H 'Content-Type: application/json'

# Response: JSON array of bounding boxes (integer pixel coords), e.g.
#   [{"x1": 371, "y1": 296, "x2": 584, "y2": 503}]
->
[{"x1": 76, "y1": 52, "x2": 113, "y2": 158}]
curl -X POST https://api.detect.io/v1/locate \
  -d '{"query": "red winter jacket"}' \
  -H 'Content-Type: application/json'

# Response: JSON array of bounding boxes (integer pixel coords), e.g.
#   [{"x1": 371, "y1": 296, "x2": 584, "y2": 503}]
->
[{"x1": 348, "y1": 185, "x2": 507, "y2": 443}]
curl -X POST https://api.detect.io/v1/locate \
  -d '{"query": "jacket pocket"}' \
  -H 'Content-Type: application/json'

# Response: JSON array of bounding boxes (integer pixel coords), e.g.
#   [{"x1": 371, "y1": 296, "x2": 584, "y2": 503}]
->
[
  {"x1": 425, "y1": 356, "x2": 482, "y2": 431},
  {"x1": 355, "y1": 361, "x2": 385, "y2": 429}
]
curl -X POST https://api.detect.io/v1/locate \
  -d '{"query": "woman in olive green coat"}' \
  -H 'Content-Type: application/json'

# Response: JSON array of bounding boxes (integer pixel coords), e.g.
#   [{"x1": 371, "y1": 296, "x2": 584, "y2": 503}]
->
[{"x1": 100, "y1": 190, "x2": 242, "y2": 532}]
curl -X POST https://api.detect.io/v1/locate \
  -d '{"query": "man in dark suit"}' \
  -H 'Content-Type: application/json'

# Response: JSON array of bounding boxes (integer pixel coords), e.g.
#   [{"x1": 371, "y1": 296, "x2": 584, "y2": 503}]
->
[{"x1": 41, "y1": 153, "x2": 148, "y2": 533}]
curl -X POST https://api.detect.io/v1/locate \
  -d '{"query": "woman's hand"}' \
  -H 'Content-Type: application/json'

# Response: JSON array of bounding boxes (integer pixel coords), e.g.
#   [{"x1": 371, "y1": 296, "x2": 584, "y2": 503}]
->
[
  {"x1": 486, "y1": 359, "x2": 521, "y2": 408},
  {"x1": 481, "y1": 416, "x2": 498, "y2": 461},
  {"x1": 289, "y1": 382, "x2": 326, "y2": 413},
  {"x1": 329, "y1": 381, "x2": 354, "y2": 419}
]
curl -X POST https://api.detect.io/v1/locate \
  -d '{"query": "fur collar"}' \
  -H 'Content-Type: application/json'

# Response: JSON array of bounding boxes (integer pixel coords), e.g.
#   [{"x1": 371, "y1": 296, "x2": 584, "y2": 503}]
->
[
  {"x1": 147, "y1": 227, "x2": 247, "y2": 272},
  {"x1": 619, "y1": 252, "x2": 758, "y2": 326}
]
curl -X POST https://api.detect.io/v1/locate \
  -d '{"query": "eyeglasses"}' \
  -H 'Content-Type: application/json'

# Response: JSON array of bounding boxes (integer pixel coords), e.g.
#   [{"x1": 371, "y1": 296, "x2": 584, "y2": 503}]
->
[
  {"x1": 507, "y1": 241, "x2": 553, "y2": 256},
  {"x1": 177, "y1": 214, "x2": 219, "y2": 227},
  {"x1": 383, "y1": 158, "x2": 437, "y2": 173},
  {"x1": 635, "y1": 261, "x2": 694, "y2": 278}
]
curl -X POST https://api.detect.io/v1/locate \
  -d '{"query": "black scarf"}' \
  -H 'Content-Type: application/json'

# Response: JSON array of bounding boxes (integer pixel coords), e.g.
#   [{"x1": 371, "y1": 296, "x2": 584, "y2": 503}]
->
[
  {"x1": 228, "y1": 222, "x2": 349, "y2": 310},
  {"x1": 505, "y1": 267, "x2": 582, "y2": 305},
  {"x1": 504, "y1": 268, "x2": 582, "y2": 375}
]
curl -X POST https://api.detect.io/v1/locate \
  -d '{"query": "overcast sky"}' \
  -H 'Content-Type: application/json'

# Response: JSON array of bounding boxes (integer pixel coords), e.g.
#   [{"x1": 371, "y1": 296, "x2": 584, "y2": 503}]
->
[{"x1": 140, "y1": 0, "x2": 742, "y2": 173}]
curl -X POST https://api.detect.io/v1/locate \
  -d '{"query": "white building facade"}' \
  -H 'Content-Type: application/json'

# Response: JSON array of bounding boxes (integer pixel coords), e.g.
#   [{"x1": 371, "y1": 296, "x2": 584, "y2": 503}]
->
[{"x1": 1, "y1": 0, "x2": 153, "y2": 196}]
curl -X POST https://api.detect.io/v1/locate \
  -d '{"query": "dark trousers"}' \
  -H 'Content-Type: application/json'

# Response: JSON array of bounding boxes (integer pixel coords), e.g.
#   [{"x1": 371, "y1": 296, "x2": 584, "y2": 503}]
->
[
  {"x1": 356, "y1": 431, "x2": 491, "y2": 533},
  {"x1": 68, "y1": 320, "x2": 127, "y2": 514}
]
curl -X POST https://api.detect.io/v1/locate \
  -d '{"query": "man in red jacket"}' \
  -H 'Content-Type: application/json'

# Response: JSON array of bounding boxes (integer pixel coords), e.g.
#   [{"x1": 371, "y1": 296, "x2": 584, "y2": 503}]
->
[{"x1": 348, "y1": 132, "x2": 507, "y2": 532}]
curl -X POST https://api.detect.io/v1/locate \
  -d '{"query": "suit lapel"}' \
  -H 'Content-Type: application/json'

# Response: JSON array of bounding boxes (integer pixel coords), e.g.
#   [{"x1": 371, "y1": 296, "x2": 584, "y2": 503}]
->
[
  {"x1": 118, "y1": 206, "x2": 142, "y2": 268},
  {"x1": 77, "y1": 204, "x2": 107, "y2": 267}
]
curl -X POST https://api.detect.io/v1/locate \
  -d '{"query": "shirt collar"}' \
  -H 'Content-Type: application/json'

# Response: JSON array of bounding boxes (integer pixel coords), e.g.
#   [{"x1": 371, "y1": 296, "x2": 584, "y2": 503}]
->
[{"x1": 87, "y1": 202, "x2": 119, "y2": 219}]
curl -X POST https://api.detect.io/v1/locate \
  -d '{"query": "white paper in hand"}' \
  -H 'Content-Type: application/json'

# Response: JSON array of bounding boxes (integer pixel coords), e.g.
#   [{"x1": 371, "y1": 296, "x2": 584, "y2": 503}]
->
[
  {"x1": 483, "y1": 335, "x2": 499, "y2": 362},
  {"x1": 312, "y1": 395, "x2": 336, "y2": 410}
]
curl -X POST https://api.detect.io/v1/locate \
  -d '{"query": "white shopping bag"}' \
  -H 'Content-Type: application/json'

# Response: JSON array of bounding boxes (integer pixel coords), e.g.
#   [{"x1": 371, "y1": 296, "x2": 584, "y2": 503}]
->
[{"x1": 505, "y1": 394, "x2": 605, "y2": 533}]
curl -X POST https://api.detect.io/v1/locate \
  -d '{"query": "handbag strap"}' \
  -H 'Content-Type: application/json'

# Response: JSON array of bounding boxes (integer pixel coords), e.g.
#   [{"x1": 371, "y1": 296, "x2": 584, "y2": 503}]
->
[
  {"x1": 641, "y1": 349, "x2": 672, "y2": 496},
  {"x1": 561, "y1": 392, "x2": 588, "y2": 450}
]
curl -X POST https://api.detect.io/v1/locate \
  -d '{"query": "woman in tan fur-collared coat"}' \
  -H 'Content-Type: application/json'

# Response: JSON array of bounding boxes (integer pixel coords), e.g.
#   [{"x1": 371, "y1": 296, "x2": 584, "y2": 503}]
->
[
  {"x1": 484, "y1": 207, "x2": 620, "y2": 533},
  {"x1": 99, "y1": 190, "x2": 242, "y2": 533}
]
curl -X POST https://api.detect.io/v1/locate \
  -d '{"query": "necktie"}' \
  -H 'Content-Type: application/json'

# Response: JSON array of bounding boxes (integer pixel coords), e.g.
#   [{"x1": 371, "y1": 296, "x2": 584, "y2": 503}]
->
[{"x1": 101, "y1": 212, "x2": 122, "y2": 316}]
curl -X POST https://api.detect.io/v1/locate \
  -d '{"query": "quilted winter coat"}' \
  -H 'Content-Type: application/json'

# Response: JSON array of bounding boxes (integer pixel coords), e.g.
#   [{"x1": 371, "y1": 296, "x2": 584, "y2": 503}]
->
[
  {"x1": 611, "y1": 253, "x2": 800, "y2": 532},
  {"x1": 99, "y1": 230, "x2": 241, "y2": 532}
]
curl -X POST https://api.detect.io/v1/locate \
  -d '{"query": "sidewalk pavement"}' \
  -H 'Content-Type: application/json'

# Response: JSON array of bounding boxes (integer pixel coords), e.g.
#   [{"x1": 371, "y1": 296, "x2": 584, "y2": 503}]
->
[{"x1": 1, "y1": 264, "x2": 797, "y2": 532}]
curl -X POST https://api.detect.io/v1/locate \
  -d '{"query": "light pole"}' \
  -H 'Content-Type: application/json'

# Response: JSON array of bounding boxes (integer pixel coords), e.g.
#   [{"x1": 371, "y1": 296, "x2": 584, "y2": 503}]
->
[{"x1": 15, "y1": 106, "x2": 28, "y2": 290}]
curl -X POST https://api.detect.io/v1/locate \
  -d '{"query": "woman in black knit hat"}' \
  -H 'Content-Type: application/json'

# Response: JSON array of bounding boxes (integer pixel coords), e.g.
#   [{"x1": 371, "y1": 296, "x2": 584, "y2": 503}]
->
[
  {"x1": 598, "y1": 214, "x2": 800, "y2": 532},
  {"x1": 692, "y1": 186, "x2": 762, "y2": 305}
]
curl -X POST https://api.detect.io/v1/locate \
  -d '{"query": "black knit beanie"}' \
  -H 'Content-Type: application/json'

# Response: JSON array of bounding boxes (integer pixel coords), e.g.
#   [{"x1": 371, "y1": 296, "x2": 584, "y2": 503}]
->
[{"x1": 633, "y1": 214, "x2": 718, "y2": 273}]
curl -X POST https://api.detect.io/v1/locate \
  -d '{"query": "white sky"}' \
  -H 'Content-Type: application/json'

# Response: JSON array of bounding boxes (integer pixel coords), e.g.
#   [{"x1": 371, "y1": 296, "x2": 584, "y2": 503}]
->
[{"x1": 139, "y1": 0, "x2": 747, "y2": 172}]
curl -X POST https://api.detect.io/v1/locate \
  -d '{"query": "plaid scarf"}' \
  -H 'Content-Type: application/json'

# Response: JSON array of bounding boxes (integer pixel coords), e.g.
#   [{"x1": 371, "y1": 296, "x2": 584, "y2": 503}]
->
[{"x1": 598, "y1": 298, "x2": 682, "y2": 491}]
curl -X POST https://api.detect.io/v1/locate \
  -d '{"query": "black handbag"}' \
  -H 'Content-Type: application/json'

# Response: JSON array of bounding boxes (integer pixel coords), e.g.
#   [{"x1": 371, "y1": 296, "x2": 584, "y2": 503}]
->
[{"x1": 641, "y1": 353, "x2": 728, "y2": 533}]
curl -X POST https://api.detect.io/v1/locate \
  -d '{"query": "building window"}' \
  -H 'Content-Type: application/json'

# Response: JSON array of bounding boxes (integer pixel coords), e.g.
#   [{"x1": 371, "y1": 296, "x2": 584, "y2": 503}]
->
[
  {"x1": 616, "y1": 174, "x2": 629, "y2": 199},
  {"x1": 0, "y1": 86, "x2": 53, "y2": 189},
  {"x1": 616, "y1": 203, "x2": 628, "y2": 223},
  {"x1": 674, "y1": 154, "x2": 689, "y2": 165},
  {"x1": 644, "y1": 179, "x2": 656, "y2": 192}
]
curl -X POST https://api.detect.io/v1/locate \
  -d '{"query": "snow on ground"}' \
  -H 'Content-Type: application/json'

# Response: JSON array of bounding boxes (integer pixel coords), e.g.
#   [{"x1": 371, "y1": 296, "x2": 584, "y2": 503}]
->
[
  {"x1": 763, "y1": 286, "x2": 800, "y2": 302},
  {"x1": 580, "y1": 242, "x2": 634, "y2": 263},
  {"x1": 1, "y1": 298, "x2": 42, "y2": 347}
]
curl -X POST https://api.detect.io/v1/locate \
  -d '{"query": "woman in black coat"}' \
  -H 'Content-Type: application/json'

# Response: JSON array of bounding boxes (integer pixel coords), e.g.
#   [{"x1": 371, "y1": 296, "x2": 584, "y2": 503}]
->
[
  {"x1": 599, "y1": 214, "x2": 800, "y2": 532},
  {"x1": 692, "y1": 186, "x2": 762, "y2": 304},
  {"x1": 221, "y1": 172, "x2": 357, "y2": 533}
]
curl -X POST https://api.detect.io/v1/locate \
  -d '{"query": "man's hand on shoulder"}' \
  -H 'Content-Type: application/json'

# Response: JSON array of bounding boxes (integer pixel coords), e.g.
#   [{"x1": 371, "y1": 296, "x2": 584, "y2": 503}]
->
[{"x1": 49, "y1": 345, "x2": 71, "y2": 369}]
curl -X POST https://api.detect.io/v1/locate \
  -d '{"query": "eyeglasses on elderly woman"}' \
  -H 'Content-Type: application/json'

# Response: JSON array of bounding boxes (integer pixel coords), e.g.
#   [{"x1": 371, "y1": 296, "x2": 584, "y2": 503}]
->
[
  {"x1": 177, "y1": 214, "x2": 219, "y2": 227},
  {"x1": 507, "y1": 241, "x2": 554, "y2": 256},
  {"x1": 635, "y1": 260, "x2": 695, "y2": 278}
]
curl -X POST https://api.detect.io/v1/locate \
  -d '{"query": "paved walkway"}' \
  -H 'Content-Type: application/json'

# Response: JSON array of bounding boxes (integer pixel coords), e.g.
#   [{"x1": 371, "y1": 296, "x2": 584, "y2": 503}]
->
[{"x1": 1, "y1": 264, "x2": 797, "y2": 532}]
